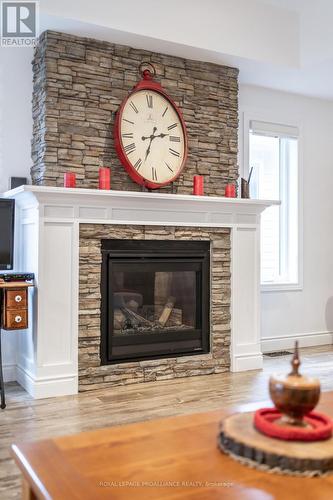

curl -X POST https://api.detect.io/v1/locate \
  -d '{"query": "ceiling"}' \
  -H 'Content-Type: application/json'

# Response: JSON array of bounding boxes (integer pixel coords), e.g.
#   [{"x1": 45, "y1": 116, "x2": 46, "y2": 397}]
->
[{"x1": 38, "y1": 0, "x2": 333, "y2": 101}]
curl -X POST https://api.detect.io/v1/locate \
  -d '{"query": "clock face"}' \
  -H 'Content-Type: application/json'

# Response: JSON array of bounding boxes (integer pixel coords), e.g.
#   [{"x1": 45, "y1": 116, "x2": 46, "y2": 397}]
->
[{"x1": 118, "y1": 89, "x2": 186, "y2": 187}]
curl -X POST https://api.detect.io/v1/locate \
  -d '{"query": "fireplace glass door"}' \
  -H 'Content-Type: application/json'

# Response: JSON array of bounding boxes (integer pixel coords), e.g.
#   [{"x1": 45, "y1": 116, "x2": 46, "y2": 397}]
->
[{"x1": 101, "y1": 240, "x2": 210, "y2": 364}]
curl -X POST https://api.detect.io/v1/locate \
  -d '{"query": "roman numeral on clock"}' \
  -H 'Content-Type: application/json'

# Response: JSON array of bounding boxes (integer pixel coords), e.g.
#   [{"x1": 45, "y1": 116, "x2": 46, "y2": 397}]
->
[
  {"x1": 169, "y1": 136, "x2": 180, "y2": 142},
  {"x1": 123, "y1": 118, "x2": 134, "y2": 125},
  {"x1": 134, "y1": 158, "x2": 142, "y2": 171},
  {"x1": 146, "y1": 94, "x2": 153, "y2": 108},
  {"x1": 167, "y1": 123, "x2": 177, "y2": 131},
  {"x1": 152, "y1": 167, "x2": 158, "y2": 181},
  {"x1": 162, "y1": 106, "x2": 168, "y2": 117},
  {"x1": 129, "y1": 101, "x2": 139, "y2": 113},
  {"x1": 122, "y1": 132, "x2": 134, "y2": 139},
  {"x1": 169, "y1": 148, "x2": 180, "y2": 157},
  {"x1": 124, "y1": 143, "x2": 136, "y2": 155},
  {"x1": 165, "y1": 162, "x2": 173, "y2": 173}
]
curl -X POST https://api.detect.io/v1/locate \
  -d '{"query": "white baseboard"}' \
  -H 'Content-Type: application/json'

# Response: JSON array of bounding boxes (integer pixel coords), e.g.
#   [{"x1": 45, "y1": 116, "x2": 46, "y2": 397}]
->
[
  {"x1": 231, "y1": 353, "x2": 263, "y2": 372},
  {"x1": 261, "y1": 331, "x2": 333, "y2": 353},
  {"x1": 16, "y1": 365, "x2": 78, "y2": 399},
  {"x1": 3, "y1": 363, "x2": 16, "y2": 382}
]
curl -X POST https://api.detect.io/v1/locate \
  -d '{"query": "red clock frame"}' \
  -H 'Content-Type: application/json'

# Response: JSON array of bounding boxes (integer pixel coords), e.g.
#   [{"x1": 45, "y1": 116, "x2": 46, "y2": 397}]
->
[{"x1": 114, "y1": 69, "x2": 188, "y2": 190}]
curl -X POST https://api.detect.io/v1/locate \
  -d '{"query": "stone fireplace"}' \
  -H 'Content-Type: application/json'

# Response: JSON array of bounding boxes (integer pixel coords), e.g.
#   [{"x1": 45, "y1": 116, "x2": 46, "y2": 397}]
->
[{"x1": 79, "y1": 224, "x2": 230, "y2": 390}]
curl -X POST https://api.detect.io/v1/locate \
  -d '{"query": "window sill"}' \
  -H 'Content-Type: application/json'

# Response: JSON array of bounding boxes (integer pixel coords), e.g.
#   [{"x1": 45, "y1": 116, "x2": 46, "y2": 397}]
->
[{"x1": 261, "y1": 283, "x2": 303, "y2": 293}]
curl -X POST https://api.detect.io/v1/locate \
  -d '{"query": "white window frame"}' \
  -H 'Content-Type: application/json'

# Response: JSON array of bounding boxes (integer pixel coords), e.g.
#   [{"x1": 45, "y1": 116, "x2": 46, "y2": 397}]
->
[{"x1": 241, "y1": 109, "x2": 303, "y2": 292}]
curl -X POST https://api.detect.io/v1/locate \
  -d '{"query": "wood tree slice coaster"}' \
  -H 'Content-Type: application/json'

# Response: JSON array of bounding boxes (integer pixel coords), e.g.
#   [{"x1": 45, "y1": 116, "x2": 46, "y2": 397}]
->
[{"x1": 218, "y1": 411, "x2": 333, "y2": 476}]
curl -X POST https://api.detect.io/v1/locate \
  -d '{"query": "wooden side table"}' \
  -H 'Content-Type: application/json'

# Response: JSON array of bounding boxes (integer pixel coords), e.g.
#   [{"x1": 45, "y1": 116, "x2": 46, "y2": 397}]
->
[{"x1": 0, "y1": 281, "x2": 33, "y2": 409}]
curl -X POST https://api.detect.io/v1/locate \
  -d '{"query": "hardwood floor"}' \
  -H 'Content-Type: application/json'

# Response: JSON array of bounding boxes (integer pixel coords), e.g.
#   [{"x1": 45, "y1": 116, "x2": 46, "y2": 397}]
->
[{"x1": 1, "y1": 345, "x2": 333, "y2": 499}]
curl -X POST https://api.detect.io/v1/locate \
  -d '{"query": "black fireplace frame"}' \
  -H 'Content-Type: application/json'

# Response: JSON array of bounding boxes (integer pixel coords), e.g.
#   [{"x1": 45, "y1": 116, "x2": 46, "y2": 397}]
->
[{"x1": 100, "y1": 240, "x2": 210, "y2": 364}]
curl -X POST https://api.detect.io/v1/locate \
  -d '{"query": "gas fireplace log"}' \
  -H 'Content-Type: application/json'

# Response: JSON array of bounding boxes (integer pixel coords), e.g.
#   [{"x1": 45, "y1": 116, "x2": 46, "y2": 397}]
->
[
  {"x1": 121, "y1": 307, "x2": 155, "y2": 328},
  {"x1": 158, "y1": 296, "x2": 176, "y2": 326},
  {"x1": 167, "y1": 308, "x2": 182, "y2": 326},
  {"x1": 154, "y1": 272, "x2": 173, "y2": 305},
  {"x1": 114, "y1": 309, "x2": 126, "y2": 330},
  {"x1": 113, "y1": 292, "x2": 143, "y2": 309},
  {"x1": 141, "y1": 305, "x2": 183, "y2": 326}
]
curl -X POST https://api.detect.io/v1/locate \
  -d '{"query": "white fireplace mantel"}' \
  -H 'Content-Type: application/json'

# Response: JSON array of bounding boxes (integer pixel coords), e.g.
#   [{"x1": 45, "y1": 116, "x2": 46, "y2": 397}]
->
[{"x1": 4, "y1": 185, "x2": 278, "y2": 398}]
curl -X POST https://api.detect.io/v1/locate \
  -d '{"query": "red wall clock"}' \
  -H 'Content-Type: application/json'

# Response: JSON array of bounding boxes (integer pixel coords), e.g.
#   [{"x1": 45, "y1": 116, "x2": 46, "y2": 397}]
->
[{"x1": 114, "y1": 63, "x2": 188, "y2": 190}]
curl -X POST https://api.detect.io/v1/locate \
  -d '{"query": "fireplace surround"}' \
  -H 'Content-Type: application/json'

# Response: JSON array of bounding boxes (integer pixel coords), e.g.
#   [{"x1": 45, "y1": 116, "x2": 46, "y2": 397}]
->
[
  {"x1": 79, "y1": 223, "x2": 230, "y2": 390},
  {"x1": 101, "y1": 240, "x2": 210, "y2": 364},
  {"x1": 3, "y1": 186, "x2": 276, "y2": 398}
]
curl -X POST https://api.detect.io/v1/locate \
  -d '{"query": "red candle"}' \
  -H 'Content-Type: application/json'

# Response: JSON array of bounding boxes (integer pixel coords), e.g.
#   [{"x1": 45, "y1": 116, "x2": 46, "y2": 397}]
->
[
  {"x1": 225, "y1": 183, "x2": 236, "y2": 198},
  {"x1": 193, "y1": 175, "x2": 204, "y2": 195},
  {"x1": 99, "y1": 167, "x2": 111, "y2": 190},
  {"x1": 64, "y1": 172, "x2": 76, "y2": 188}
]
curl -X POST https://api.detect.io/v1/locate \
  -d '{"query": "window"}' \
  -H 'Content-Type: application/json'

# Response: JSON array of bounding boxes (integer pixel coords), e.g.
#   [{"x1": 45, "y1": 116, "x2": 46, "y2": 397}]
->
[{"x1": 249, "y1": 120, "x2": 299, "y2": 288}]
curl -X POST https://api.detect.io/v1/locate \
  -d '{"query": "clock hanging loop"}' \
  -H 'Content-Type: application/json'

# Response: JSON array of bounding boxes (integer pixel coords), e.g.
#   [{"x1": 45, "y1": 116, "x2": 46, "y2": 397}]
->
[{"x1": 138, "y1": 61, "x2": 156, "y2": 80}]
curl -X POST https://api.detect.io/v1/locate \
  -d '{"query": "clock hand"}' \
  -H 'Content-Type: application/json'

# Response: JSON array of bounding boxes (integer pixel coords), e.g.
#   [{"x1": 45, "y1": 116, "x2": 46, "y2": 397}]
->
[
  {"x1": 142, "y1": 127, "x2": 158, "y2": 141},
  {"x1": 144, "y1": 143, "x2": 151, "y2": 161},
  {"x1": 144, "y1": 127, "x2": 157, "y2": 161},
  {"x1": 142, "y1": 132, "x2": 169, "y2": 141}
]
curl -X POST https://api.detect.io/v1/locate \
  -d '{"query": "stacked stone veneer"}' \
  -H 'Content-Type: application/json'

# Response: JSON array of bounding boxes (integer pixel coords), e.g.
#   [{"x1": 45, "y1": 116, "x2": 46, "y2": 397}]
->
[
  {"x1": 32, "y1": 30, "x2": 239, "y2": 195},
  {"x1": 79, "y1": 225, "x2": 231, "y2": 390},
  {"x1": 31, "y1": 31, "x2": 237, "y2": 389}
]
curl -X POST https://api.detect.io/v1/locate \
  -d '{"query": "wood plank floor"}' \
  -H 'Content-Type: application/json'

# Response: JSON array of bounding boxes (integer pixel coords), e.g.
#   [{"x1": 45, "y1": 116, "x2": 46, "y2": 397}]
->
[{"x1": 1, "y1": 345, "x2": 333, "y2": 499}]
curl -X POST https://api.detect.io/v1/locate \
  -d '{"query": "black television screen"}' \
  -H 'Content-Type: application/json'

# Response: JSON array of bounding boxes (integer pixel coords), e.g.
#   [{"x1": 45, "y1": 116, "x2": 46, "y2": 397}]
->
[{"x1": 0, "y1": 199, "x2": 15, "y2": 270}]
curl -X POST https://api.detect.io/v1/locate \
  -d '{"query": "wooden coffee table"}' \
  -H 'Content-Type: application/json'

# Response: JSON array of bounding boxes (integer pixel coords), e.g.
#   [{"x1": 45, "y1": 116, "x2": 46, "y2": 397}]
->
[{"x1": 12, "y1": 393, "x2": 333, "y2": 499}]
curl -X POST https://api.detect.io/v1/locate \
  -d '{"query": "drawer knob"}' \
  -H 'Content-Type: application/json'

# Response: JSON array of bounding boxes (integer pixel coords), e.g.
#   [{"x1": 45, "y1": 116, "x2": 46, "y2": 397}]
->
[
  {"x1": 15, "y1": 295, "x2": 23, "y2": 303},
  {"x1": 15, "y1": 315, "x2": 22, "y2": 323}
]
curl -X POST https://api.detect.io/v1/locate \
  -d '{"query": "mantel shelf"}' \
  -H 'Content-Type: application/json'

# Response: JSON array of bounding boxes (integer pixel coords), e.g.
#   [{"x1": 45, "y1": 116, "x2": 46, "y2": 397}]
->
[
  {"x1": 4, "y1": 185, "x2": 279, "y2": 229},
  {"x1": 4, "y1": 184, "x2": 279, "y2": 208}
]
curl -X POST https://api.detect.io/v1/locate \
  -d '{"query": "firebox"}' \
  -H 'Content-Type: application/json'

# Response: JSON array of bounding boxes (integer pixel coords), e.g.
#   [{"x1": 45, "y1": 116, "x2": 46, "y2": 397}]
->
[{"x1": 100, "y1": 240, "x2": 210, "y2": 364}]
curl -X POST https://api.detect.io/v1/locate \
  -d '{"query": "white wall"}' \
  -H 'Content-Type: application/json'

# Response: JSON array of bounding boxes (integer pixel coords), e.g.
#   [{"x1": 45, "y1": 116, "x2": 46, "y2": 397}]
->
[
  {"x1": 0, "y1": 47, "x2": 33, "y2": 380},
  {"x1": 239, "y1": 84, "x2": 333, "y2": 351},
  {"x1": 0, "y1": 48, "x2": 33, "y2": 193}
]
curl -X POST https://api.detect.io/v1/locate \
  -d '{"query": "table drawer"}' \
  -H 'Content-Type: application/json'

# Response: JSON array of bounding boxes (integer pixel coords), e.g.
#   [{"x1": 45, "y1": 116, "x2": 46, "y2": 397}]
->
[
  {"x1": 3, "y1": 309, "x2": 28, "y2": 330},
  {"x1": 5, "y1": 289, "x2": 27, "y2": 309}
]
